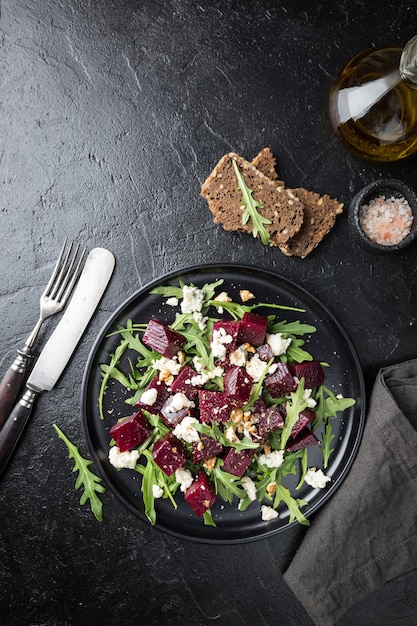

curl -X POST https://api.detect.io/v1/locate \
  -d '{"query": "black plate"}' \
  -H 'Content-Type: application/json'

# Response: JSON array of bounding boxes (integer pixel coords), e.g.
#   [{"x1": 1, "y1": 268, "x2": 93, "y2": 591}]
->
[{"x1": 81, "y1": 264, "x2": 366, "y2": 543}]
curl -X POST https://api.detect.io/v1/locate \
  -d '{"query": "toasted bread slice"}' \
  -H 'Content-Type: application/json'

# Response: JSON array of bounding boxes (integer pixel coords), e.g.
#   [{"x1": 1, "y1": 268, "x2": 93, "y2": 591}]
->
[
  {"x1": 251, "y1": 147, "x2": 284, "y2": 186},
  {"x1": 201, "y1": 152, "x2": 304, "y2": 246},
  {"x1": 251, "y1": 149, "x2": 343, "y2": 257}
]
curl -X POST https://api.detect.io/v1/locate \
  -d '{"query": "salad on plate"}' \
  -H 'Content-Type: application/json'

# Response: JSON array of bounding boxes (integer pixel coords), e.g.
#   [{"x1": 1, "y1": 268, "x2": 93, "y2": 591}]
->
[{"x1": 98, "y1": 279, "x2": 355, "y2": 528}]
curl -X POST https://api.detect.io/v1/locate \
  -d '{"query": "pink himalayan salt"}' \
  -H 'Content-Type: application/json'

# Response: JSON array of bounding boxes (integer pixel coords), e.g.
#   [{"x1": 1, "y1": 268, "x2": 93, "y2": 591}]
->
[{"x1": 359, "y1": 195, "x2": 413, "y2": 246}]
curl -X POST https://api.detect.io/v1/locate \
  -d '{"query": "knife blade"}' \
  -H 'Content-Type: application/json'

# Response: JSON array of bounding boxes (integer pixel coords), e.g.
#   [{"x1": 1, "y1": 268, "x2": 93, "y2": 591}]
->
[{"x1": 0, "y1": 247, "x2": 115, "y2": 477}]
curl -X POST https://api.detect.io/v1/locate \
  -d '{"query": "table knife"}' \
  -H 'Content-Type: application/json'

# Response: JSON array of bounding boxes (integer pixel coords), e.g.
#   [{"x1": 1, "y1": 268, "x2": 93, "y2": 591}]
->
[{"x1": 0, "y1": 247, "x2": 115, "y2": 477}]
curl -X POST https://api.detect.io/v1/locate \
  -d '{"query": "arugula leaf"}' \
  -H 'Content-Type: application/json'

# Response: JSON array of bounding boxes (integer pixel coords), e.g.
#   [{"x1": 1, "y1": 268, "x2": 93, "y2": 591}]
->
[
  {"x1": 243, "y1": 358, "x2": 274, "y2": 410},
  {"x1": 150, "y1": 285, "x2": 184, "y2": 299},
  {"x1": 232, "y1": 158, "x2": 271, "y2": 245},
  {"x1": 98, "y1": 338, "x2": 130, "y2": 419},
  {"x1": 273, "y1": 484, "x2": 309, "y2": 526},
  {"x1": 203, "y1": 510, "x2": 217, "y2": 527},
  {"x1": 322, "y1": 421, "x2": 335, "y2": 468},
  {"x1": 286, "y1": 339, "x2": 314, "y2": 363},
  {"x1": 138, "y1": 450, "x2": 179, "y2": 524},
  {"x1": 53, "y1": 424, "x2": 106, "y2": 522},
  {"x1": 211, "y1": 464, "x2": 247, "y2": 502},
  {"x1": 268, "y1": 320, "x2": 316, "y2": 336},
  {"x1": 280, "y1": 379, "x2": 308, "y2": 449}
]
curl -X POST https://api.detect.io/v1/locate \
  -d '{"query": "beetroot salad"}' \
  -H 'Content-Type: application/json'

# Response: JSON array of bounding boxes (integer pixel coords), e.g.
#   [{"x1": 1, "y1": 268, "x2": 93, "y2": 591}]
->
[{"x1": 99, "y1": 280, "x2": 355, "y2": 527}]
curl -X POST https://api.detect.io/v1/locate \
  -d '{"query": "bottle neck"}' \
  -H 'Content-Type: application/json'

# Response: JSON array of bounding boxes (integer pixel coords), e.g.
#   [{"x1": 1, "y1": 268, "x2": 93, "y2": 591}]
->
[{"x1": 400, "y1": 35, "x2": 417, "y2": 88}]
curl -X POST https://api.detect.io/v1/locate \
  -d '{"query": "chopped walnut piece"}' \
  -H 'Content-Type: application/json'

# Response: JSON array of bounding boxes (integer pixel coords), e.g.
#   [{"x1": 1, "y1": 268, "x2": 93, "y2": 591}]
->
[
  {"x1": 230, "y1": 408, "x2": 244, "y2": 423},
  {"x1": 159, "y1": 369, "x2": 174, "y2": 385},
  {"x1": 214, "y1": 291, "x2": 232, "y2": 303},
  {"x1": 239, "y1": 289, "x2": 255, "y2": 302},
  {"x1": 267, "y1": 482, "x2": 277, "y2": 496},
  {"x1": 203, "y1": 457, "x2": 216, "y2": 470}
]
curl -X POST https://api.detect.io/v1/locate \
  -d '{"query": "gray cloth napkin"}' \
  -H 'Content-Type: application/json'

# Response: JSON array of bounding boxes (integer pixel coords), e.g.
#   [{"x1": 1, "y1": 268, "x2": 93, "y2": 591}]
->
[{"x1": 283, "y1": 358, "x2": 417, "y2": 626}]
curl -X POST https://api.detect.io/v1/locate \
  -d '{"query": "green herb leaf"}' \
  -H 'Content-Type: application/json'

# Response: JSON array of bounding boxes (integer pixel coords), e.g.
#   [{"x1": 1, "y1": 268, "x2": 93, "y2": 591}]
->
[
  {"x1": 232, "y1": 158, "x2": 271, "y2": 245},
  {"x1": 53, "y1": 424, "x2": 106, "y2": 522},
  {"x1": 212, "y1": 464, "x2": 247, "y2": 502},
  {"x1": 203, "y1": 510, "x2": 217, "y2": 527},
  {"x1": 273, "y1": 484, "x2": 309, "y2": 526},
  {"x1": 322, "y1": 421, "x2": 335, "y2": 468},
  {"x1": 280, "y1": 379, "x2": 308, "y2": 449}
]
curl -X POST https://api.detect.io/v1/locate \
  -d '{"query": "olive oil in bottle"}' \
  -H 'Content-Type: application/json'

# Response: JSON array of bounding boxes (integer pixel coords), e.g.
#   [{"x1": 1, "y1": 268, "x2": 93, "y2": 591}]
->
[{"x1": 329, "y1": 36, "x2": 417, "y2": 161}]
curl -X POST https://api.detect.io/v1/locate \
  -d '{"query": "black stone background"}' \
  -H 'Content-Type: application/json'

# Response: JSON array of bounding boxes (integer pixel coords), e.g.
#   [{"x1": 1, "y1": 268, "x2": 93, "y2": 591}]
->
[{"x1": 1, "y1": 1, "x2": 417, "y2": 624}]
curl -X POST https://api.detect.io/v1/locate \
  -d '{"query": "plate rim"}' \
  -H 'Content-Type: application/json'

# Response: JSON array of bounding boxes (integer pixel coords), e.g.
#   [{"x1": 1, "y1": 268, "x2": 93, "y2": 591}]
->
[{"x1": 81, "y1": 262, "x2": 366, "y2": 543}]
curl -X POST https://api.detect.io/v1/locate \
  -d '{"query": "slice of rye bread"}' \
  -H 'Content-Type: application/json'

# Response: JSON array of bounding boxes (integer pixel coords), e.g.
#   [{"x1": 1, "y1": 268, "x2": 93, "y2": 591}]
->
[
  {"x1": 251, "y1": 147, "x2": 285, "y2": 186},
  {"x1": 201, "y1": 152, "x2": 304, "y2": 246},
  {"x1": 251, "y1": 149, "x2": 343, "y2": 257}
]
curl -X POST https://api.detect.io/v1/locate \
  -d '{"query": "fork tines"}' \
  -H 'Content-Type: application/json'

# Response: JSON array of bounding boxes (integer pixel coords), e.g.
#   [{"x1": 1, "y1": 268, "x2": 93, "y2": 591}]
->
[{"x1": 45, "y1": 240, "x2": 86, "y2": 304}]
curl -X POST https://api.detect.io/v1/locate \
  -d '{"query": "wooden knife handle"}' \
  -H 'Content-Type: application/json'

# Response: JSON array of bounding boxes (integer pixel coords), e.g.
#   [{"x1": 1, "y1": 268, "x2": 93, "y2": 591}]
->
[
  {"x1": 0, "y1": 351, "x2": 31, "y2": 430},
  {"x1": 0, "y1": 387, "x2": 38, "y2": 477}
]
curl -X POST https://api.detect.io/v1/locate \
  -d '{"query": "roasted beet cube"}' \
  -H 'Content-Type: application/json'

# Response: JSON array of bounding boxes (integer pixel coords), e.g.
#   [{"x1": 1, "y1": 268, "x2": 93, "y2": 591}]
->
[
  {"x1": 238, "y1": 312, "x2": 268, "y2": 346},
  {"x1": 135, "y1": 375, "x2": 170, "y2": 412},
  {"x1": 142, "y1": 319, "x2": 185, "y2": 358},
  {"x1": 289, "y1": 360, "x2": 325, "y2": 388},
  {"x1": 171, "y1": 364, "x2": 200, "y2": 399},
  {"x1": 223, "y1": 366, "x2": 253, "y2": 406},
  {"x1": 211, "y1": 320, "x2": 241, "y2": 355},
  {"x1": 265, "y1": 362, "x2": 297, "y2": 398},
  {"x1": 286, "y1": 429, "x2": 319, "y2": 452},
  {"x1": 192, "y1": 435, "x2": 223, "y2": 463},
  {"x1": 222, "y1": 447, "x2": 254, "y2": 477},
  {"x1": 256, "y1": 343, "x2": 274, "y2": 362},
  {"x1": 257, "y1": 406, "x2": 285, "y2": 438},
  {"x1": 198, "y1": 390, "x2": 230, "y2": 423},
  {"x1": 110, "y1": 411, "x2": 152, "y2": 452},
  {"x1": 152, "y1": 432, "x2": 186, "y2": 476},
  {"x1": 252, "y1": 397, "x2": 268, "y2": 416},
  {"x1": 291, "y1": 408, "x2": 315, "y2": 439},
  {"x1": 160, "y1": 393, "x2": 195, "y2": 427},
  {"x1": 184, "y1": 470, "x2": 216, "y2": 517}
]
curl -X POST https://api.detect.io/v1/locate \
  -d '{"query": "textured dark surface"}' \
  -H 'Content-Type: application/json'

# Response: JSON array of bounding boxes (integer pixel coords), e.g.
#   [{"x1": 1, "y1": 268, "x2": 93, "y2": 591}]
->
[{"x1": 1, "y1": 1, "x2": 417, "y2": 625}]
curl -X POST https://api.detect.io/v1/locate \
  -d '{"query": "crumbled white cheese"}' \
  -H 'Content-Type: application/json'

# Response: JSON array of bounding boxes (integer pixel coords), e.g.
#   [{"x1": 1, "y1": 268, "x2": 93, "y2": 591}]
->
[
  {"x1": 243, "y1": 427, "x2": 253, "y2": 441},
  {"x1": 189, "y1": 365, "x2": 223, "y2": 387},
  {"x1": 166, "y1": 297, "x2": 179, "y2": 307},
  {"x1": 245, "y1": 354, "x2": 269, "y2": 382},
  {"x1": 181, "y1": 285, "x2": 204, "y2": 314},
  {"x1": 108, "y1": 446, "x2": 139, "y2": 470},
  {"x1": 193, "y1": 356, "x2": 204, "y2": 372},
  {"x1": 140, "y1": 387, "x2": 158, "y2": 406},
  {"x1": 258, "y1": 449, "x2": 285, "y2": 468},
  {"x1": 152, "y1": 356, "x2": 182, "y2": 376},
  {"x1": 210, "y1": 327, "x2": 233, "y2": 359},
  {"x1": 230, "y1": 345, "x2": 248, "y2": 367},
  {"x1": 193, "y1": 310, "x2": 208, "y2": 330},
  {"x1": 302, "y1": 387, "x2": 317, "y2": 408},
  {"x1": 261, "y1": 505, "x2": 279, "y2": 521},
  {"x1": 175, "y1": 285, "x2": 208, "y2": 329},
  {"x1": 266, "y1": 333, "x2": 291, "y2": 356},
  {"x1": 152, "y1": 484, "x2": 164, "y2": 498},
  {"x1": 304, "y1": 468, "x2": 331, "y2": 489},
  {"x1": 241, "y1": 476, "x2": 257, "y2": 501},
  {"x1": 291, "y1": 378, "x2": 317, "y2": 408},
  {"x1": 173, "y1": 415, "x2": 200, "y2": 443},
  {"x1": 175, "y1": 467, "x2": 194, "y2": 492},
  {"x1": 224, "y1": 425, "x2": 238, "y2": 443},
  {"x1": 166, "y1": 392, "x2": 195, "y2": 414}
]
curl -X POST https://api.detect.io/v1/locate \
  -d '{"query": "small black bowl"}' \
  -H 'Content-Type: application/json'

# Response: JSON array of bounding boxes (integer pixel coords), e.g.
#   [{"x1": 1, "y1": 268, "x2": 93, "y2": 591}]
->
[{"x1": 349, "y1": 179, "x2": 417, "y2": 253}]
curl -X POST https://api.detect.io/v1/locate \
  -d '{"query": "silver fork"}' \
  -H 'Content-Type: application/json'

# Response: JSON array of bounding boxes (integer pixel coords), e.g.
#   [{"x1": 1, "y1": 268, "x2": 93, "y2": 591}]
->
[{"x1": 0, "y1": 240, "x2": 86, "y2": 429}]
